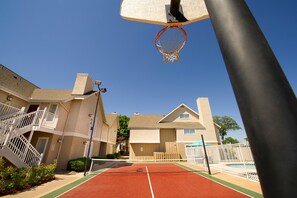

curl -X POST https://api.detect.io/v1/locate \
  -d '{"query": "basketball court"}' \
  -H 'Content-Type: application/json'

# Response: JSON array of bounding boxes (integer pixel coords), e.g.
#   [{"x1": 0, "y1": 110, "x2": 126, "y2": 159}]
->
[
  {"x1": 46, "y1": 162, "x2": 261, "y2": 198},
  {"x1": 43, "y1": 0, "x2": 295, "y2": 197}
]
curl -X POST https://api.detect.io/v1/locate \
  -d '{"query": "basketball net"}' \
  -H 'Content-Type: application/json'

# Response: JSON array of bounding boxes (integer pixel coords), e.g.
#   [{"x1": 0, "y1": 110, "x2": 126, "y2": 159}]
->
[{"x1": 154, "y1": 26, "x2": 188, "y2": 64}]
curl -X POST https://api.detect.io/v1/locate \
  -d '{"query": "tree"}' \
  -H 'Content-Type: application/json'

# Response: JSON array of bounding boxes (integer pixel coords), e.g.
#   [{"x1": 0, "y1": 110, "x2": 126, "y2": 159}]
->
[
  {"x1": 222, "y1": 137, "x2": 239, "y2": 144},
  {"x1": 213, "y1": 115, "x2": 241, "y2": 141},
  {"x1": 117, "y1": 115, "x2": 130, "y2": 140}
]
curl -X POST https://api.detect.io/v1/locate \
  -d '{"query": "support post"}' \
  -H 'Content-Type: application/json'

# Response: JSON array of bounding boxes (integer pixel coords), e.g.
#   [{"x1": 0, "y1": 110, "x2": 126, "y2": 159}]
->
[
  {"x1": 168, "y1": 0, "x2": 187, "y2": 23},
  {"x1": 201, "y1": 134, "x2": 211, "y2": 175},
  {"x1": 84, "y1": 91, "x2": 100, "y2": 176},
  {"x1": 204, "y1": 0, "x2": 297, "y2": 197}
]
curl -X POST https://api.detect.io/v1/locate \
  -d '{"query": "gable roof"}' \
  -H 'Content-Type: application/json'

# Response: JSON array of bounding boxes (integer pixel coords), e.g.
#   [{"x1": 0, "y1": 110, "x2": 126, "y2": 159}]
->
[
  {"x1": 105, "y1": 114, "x2": 119, "y2": 127},
  {"x1": 0, "y1": 65, "x2": 39, "y2": 100},
  {"x1": 128, "y1": 114, "x2": 205, "y2": 129},
  {"x1": 30, "y1": 89, "x2": 73, "y2": 102},
  {"x1": 158, "y1": 103, "x2": 200, "y2": 123}
]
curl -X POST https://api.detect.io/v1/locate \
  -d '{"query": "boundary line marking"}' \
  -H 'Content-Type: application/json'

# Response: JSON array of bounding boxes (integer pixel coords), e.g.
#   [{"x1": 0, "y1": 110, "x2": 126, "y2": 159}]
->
[
  {"x1": 146, "y1": 166, "x2": 155, "y2": 198},
  {"x1": 176, "y1": 163, "x2": 262, "y2": 198},
  {"x1": 41, "y1": 168, "x2": 109, "y2": 198}
]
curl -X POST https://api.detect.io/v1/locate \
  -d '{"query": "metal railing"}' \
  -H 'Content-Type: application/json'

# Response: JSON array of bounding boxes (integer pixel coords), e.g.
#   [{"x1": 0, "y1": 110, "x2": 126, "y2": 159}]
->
[
  {"x1": 186, "y1": 143, "x2": 258, "y2": 182},
  {"x1": 0, "y1": 102, "x2": 24, "y2": 121}
]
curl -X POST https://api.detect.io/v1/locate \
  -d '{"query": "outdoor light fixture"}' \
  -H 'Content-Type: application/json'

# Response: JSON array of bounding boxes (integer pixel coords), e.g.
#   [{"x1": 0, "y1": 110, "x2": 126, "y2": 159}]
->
[
  {"x1": 83, "y1": 80, "x2": 107, "y2": 176},
  {"x1": 57, "y1": 138, "x2": 62, "y2": 143},
  {"x1": 6, "y1": 95, "x2": 13, "y2": 101}
]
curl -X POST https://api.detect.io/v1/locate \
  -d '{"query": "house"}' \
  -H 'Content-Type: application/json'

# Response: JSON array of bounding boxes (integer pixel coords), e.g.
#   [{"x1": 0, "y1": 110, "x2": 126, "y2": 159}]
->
[
  {"x1": 0, "y1": 65, "x2": 119, "y2": 169},
  {"x1": 128, "y1": 98, "x2": 220, "y2": 160}
]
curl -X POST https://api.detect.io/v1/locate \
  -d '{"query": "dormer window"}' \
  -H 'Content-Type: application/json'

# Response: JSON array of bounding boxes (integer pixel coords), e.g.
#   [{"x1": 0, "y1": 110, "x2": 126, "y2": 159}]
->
[{"x1": 180, "y1": 113, "x2": 189, "y2": 119}]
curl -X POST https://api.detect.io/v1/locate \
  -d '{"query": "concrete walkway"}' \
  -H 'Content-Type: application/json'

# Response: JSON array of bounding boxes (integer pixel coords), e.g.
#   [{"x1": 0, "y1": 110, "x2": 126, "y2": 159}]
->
[{"x1": 181, "y1": 163, "x2": 262, "y2": 194}]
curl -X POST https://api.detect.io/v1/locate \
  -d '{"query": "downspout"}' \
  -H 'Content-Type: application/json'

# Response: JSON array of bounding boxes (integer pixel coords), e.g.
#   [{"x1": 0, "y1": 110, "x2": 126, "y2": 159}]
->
[{"x1": 55, "y1": 102, "x2": 70, "y2": 163}]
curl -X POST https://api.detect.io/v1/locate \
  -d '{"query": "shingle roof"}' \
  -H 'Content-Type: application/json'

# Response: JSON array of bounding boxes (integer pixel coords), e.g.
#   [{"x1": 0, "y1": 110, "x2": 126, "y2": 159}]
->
[
  {"x1": 30, "y1": 89, "x2": 73, "y2": 101},
  {"x1": 0, "y1": 64, "x2": 39, "y2": 98},
  {"x1": 128, "y1": 114, "x2": 205, "y2": 129}
]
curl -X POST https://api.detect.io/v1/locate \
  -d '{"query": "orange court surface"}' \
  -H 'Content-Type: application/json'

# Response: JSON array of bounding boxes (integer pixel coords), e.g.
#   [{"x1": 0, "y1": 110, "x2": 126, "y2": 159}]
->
[{"x1": 59, "y1": 163, "x2": 252, "y2": 198}]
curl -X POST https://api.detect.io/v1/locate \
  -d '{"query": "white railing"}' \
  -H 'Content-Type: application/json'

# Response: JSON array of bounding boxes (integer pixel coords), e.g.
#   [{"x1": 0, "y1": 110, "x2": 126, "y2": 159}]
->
[
  {"x1": 186, "y1": 143, "x2": 258, "y2": 182},
  {"x1": 0, "y1": 122, "x2": 11, "y2": 146},
  {"x1": 0, "y1": 102, "x2": 24, "y2": 121},
  {"x1": 3, "y1": 130, "x2": 42, "y2": 167},
  {"x1": 1, "y1": 110, "x2": 45, "y2": 134},
  {"x1": 0, "y1": 110, "x2": 46, "y2": 167}
]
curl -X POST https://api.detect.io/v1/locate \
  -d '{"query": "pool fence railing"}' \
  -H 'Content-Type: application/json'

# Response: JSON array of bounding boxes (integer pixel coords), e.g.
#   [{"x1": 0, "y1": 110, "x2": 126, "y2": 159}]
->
[{"x1": 186, "y1": 143, "x2": 259, "y2": 182}]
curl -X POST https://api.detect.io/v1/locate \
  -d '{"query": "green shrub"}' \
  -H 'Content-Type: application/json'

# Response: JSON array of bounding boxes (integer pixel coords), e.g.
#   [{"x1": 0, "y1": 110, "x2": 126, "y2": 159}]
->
[
  {"x1": 106, "y1": 154, "x2": 115, "y2": 159},
  {"x1": 0, "y1": 159, "x2": 56, "y2": 196},
  {"x1": 113, "y1": 153, "x2": 120, "y2": 159},
  {"x1": 67, "y1": 157, "x2": 90, "y2": 172}
]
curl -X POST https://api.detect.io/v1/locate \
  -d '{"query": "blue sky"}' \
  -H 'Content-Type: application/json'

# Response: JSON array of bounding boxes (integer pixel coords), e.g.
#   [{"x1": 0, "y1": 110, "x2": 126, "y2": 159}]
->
[{"x1": 0, "y1": 1, "x2": 296, "y2": 142}]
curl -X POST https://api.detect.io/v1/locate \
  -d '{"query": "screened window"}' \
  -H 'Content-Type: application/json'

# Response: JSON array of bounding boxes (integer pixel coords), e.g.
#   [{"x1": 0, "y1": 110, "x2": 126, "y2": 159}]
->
[
  {"x1": 46, "y1": 104, "x2": 58, "y2": 121},
  {"x1": 180, "y1": 113, "x2": 189, "y2": 119},
  {"x1": 184, "y1": 129, "x2": 195, "y2": 135}
]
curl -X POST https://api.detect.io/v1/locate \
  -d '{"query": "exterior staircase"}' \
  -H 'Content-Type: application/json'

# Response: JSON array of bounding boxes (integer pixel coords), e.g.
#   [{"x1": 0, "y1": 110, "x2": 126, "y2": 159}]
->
[{"x1": 0, "y1": 102, "x2": 46, "y2": 167}]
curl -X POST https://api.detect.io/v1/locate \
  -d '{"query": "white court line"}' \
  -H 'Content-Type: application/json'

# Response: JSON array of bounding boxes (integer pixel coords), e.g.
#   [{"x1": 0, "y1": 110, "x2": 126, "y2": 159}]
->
[{"x1": 146, "y1": 166, "x2": 155, "y2": 198}]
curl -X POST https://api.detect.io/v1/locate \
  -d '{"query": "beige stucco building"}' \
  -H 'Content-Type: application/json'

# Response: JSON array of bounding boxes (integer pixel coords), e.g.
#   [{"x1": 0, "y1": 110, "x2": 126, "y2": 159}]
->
[
  {"x1": 128, "y1": 98, "x2": 220, "y2": 160},
  {"x1": 0, "y1": 65, "x2": 119, "y2": 169}
]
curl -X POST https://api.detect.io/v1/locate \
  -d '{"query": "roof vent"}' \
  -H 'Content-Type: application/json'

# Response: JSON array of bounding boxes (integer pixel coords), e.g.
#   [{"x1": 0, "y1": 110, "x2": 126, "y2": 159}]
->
[
  {"x1": 134, "y1": 112, "x2": 140, "y2": 115},
  {"x1": 112, "y1": 112, "x2": 118, "y2": 114}
]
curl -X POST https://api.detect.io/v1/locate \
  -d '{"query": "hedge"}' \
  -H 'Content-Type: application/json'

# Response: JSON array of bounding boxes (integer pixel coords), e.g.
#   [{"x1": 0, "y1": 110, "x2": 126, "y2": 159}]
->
[{"x1": 0, "y1": 159, "x2": 56, "y2": 196}]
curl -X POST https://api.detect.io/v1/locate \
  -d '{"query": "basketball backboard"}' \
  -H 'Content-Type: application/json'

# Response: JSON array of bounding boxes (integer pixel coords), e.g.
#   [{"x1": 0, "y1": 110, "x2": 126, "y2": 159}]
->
[{"x1": 120, "y1": 0, "x2": 209, "y2": 26}]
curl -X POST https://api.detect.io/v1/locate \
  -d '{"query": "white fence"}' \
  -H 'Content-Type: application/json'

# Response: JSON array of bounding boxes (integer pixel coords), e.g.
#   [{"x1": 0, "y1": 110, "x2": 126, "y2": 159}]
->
[{"x1": 186, "y1": 143, "x2": 259, "y2": 182}]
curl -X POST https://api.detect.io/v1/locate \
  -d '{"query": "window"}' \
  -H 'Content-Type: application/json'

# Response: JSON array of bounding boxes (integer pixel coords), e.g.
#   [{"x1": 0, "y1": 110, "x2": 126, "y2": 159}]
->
[
  {"x1": 36, "y1": 137, "x2": 49, "y2": 155},
  {"x1": 184, "y1": 129, "x2": 195, "y2": 135},
  {"x1": 180, "y1": 113, "x2": 189, "y2": 119},
  {"x1": 46, "y1": 104, "x2": 58, "y2": 121}
]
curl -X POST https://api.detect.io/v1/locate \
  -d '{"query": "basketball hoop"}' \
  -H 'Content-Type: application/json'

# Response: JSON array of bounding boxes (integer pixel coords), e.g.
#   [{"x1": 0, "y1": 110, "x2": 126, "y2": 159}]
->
[{"x1": 154, "y1": 26, "x2": 188, "y2": 64}]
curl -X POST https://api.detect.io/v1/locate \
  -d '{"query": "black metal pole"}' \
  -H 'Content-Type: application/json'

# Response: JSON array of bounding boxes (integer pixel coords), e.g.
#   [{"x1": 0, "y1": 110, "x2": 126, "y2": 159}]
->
[
  {"x1": 201, "y1": 134, "x2": 211, "y2": 175},
  {"x1": 204, "y1": 0, "x2": 297, "y2": 197},
  {"x1": 170, "y1": 0, "x2": 181, "y2": 17},
  {"x1": 83, "y1": 89, "x2": 100, "y2": 176}
]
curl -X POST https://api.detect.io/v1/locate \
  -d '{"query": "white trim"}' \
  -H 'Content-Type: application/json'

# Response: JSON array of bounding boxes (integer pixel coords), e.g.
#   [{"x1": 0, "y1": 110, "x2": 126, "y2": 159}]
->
[
  {"x1": 176, "y1": 140, "x2": 219, "y2": 143},
  {"x1": 63, "y1": 132, "x2": 101, "y2": 141},
  {"x1": 37, "y1": 127, "x2": 63, "y2": 135},
  {"x1": 33, "y1": 129, "x2": 116, "y2": 143},
  {"x1": 158, "y1": 103, "x2": 200, "y2": 123},
  {"x1": 130, "y1": 141, "x2": 160, "y2": 143}
]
